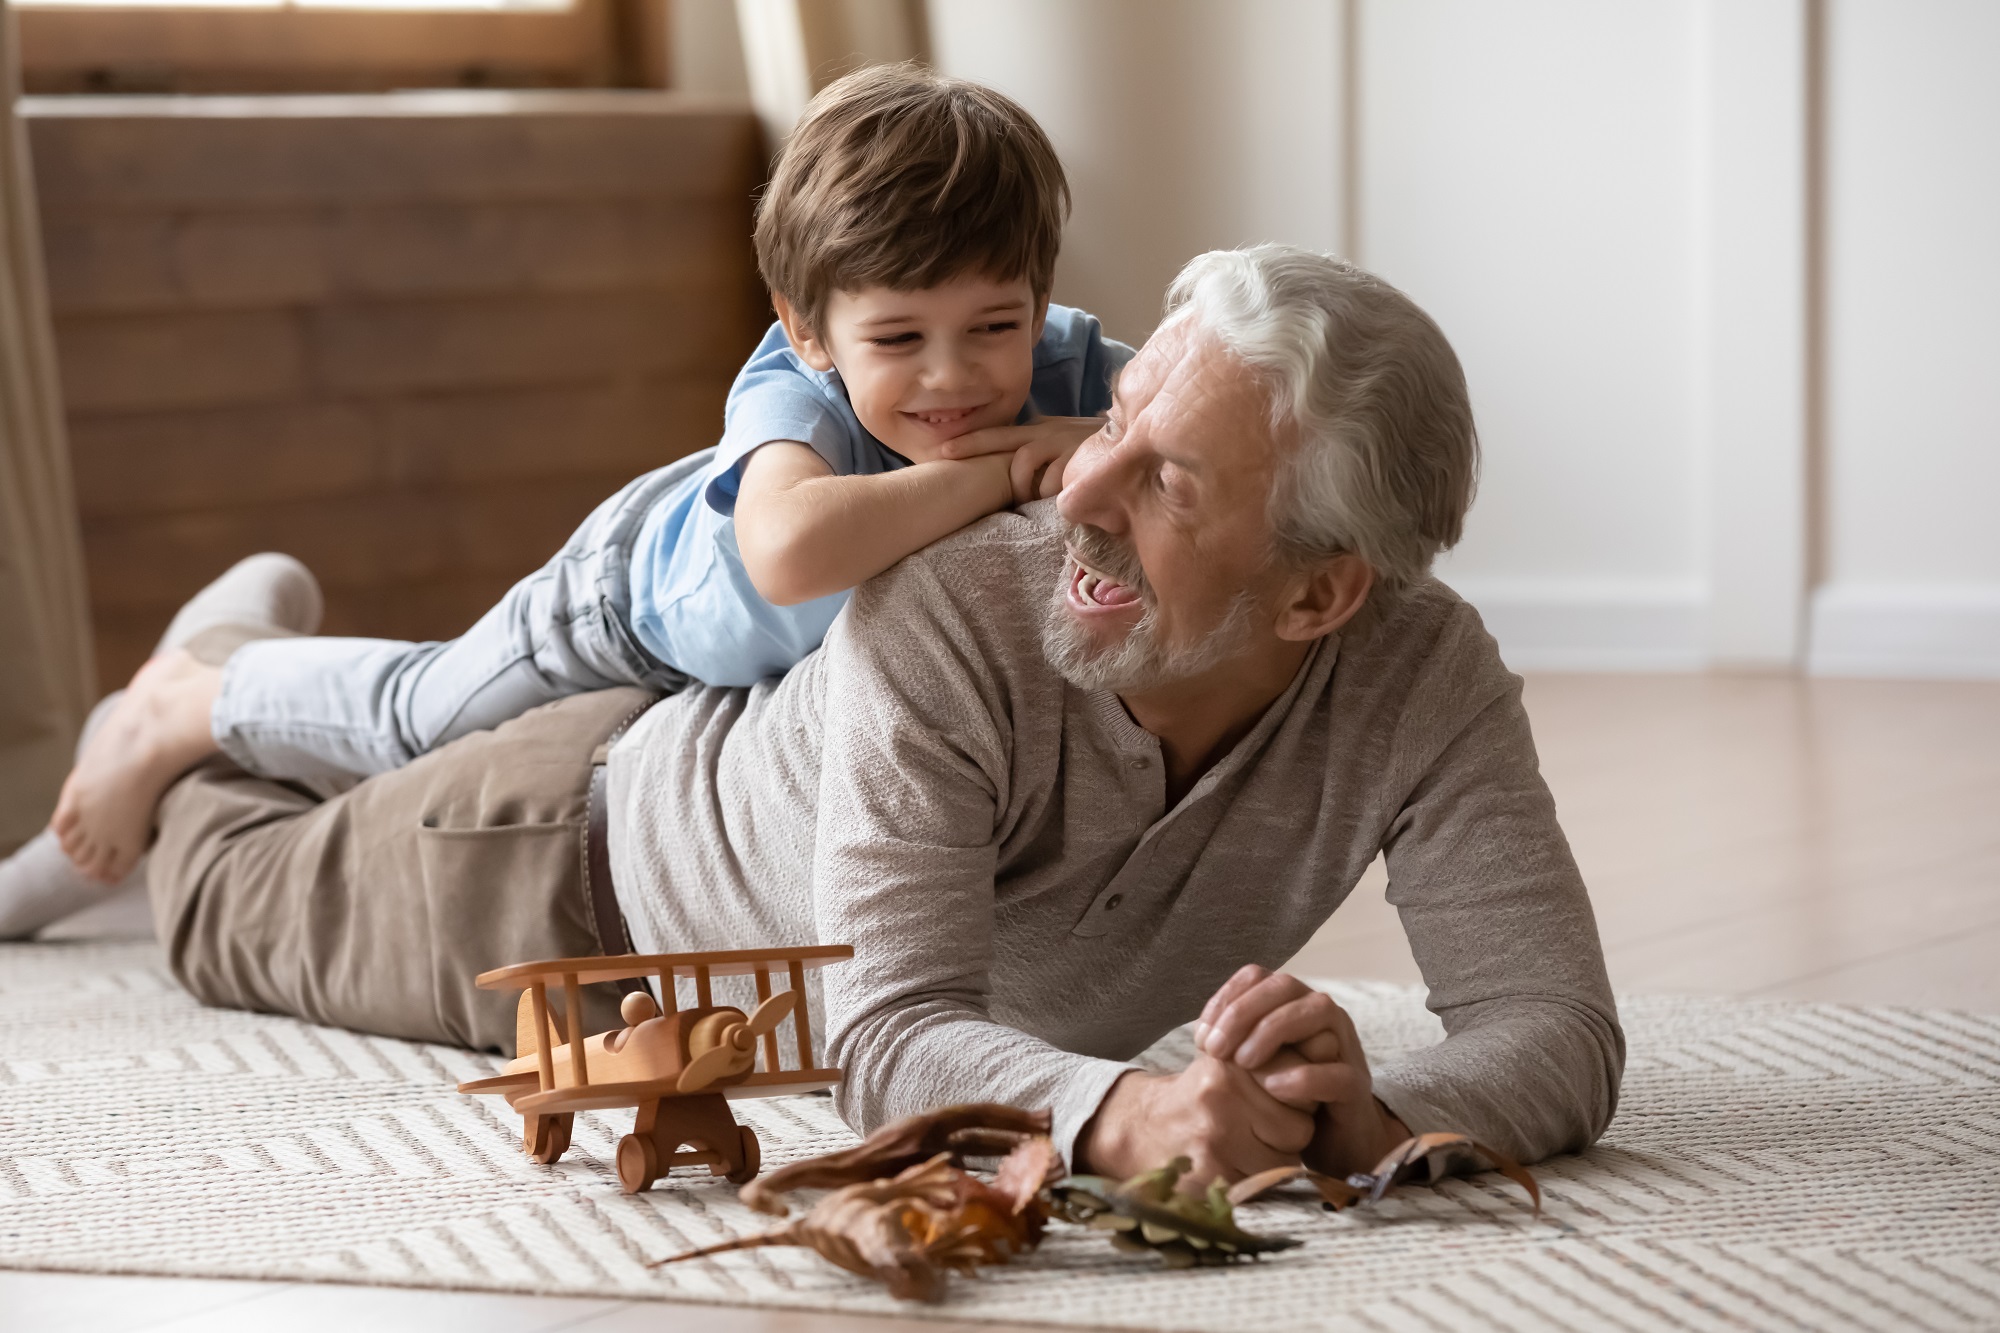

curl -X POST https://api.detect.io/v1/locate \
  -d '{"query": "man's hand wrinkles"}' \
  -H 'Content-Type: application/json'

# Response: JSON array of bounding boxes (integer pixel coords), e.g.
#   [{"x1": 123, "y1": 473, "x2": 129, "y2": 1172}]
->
[{"x1": 1079, "y1": 1056, "x2": 1316, "y2": 1187}]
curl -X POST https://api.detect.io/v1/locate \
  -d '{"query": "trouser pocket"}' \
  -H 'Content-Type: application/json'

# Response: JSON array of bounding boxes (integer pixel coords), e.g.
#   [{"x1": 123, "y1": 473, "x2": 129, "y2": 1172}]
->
[{"x1": 416, "y1": 821, "x2": 620, "y2": 1051}]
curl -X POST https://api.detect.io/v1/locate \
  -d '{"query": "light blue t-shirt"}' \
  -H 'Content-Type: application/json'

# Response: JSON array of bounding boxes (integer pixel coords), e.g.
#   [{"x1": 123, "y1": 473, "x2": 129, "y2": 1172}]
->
[{"x1": 626, "y1": 304, "x2": 1134, "y2": 687}]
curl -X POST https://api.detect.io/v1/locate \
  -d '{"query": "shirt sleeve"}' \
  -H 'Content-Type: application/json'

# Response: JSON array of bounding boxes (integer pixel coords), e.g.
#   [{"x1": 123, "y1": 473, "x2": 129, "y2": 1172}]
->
[
  {"x1": 1027, "y1": 305, "x2": 1138, "y2": 420},
  {"x1": 705, "y1": 330, "x2": 862, "y2": 517},
  {"x1": 806, "y1": 557, "x2": 1134, "y2": 1162},
  {"x1": 1371, "y1": 678, "x2": 1626, "y2": 1163}
]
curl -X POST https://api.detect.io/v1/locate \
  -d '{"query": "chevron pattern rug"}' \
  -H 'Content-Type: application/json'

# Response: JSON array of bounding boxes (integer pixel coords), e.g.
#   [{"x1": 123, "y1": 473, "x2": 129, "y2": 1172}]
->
[{"x1": 3, "y1": 941, "x2": 1998, "y2": 1332}]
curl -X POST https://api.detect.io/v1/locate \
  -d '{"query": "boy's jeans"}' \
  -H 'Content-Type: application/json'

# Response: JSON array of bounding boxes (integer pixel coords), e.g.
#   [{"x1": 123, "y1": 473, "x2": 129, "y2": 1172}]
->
[{"x1": 211, "y1": 455, "x2": 702, "y2": 787}]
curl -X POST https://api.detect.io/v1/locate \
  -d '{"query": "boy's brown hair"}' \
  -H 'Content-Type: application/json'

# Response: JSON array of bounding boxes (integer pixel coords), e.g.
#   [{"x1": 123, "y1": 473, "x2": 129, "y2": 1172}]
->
[{"x1": 754, "y1": 63, "x2": 1069, "y2": 333}]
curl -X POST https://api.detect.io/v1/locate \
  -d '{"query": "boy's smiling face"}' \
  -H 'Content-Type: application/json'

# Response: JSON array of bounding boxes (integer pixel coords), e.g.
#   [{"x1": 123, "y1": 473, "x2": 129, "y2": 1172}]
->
[{"x1": 775, "y1": 274, "x2": 1045, "y2": 463}]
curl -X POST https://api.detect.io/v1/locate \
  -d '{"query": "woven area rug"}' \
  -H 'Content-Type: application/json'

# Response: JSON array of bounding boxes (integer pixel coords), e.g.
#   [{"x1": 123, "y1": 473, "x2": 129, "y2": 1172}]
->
[{"x1": 4, "y1": 941, "x2": 1999, "y2": 1331}]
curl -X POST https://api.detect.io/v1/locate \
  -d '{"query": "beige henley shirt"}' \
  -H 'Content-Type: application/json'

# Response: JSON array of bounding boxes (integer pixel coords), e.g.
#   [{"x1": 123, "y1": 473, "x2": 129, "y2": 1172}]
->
[{"x1": 608, "y1": 501, "x2": 1624, "y2": 1165}]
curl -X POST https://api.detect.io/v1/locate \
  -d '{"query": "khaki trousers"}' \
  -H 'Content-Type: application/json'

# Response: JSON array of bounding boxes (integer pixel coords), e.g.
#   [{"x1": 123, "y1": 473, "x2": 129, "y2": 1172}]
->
[{"x1": 148, "y1": 686, "x2": 658, "y2": 1052}]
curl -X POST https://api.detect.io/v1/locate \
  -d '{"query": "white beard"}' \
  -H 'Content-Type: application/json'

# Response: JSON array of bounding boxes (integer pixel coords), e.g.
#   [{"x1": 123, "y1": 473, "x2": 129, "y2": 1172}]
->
[{"x1": 1040, "y1": 575, "x2": 1261, "y2": 694}]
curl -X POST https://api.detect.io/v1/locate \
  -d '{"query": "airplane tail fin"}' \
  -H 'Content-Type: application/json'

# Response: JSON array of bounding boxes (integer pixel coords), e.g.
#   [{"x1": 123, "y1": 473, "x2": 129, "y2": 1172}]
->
[{"x1": 516, "y1": 991, "x2": 562, "y2": 1060}]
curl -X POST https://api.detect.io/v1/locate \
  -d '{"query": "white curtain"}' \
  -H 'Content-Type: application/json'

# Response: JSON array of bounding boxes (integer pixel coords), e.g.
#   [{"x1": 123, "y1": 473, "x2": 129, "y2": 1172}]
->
[
  {"x1": 0, "y1": 0, "x2": 93, "y2": 855},
  {"x1": 732, "y1": 0, "x2": 926, "y2": 145}
]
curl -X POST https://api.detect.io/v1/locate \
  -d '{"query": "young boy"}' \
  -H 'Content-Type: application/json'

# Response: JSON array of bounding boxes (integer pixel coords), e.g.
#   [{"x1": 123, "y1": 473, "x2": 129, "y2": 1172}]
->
[{"x1": 47, "y1": 63, "x2": 1132, "y2": 886}]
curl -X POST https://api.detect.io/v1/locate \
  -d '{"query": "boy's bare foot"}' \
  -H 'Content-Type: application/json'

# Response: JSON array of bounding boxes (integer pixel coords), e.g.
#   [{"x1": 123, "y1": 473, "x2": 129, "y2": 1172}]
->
[{"x1": 49, "y1": 651, "x2": 224, "y2": 884}]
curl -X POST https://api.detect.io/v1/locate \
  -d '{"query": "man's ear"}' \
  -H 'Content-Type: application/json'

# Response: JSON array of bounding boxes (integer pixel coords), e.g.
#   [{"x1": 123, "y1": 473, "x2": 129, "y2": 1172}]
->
[
  {"x1": 1274, "y1": 553, "x2": 1374, "y2": 643},
  {"x1": 772, "y1": 292, "x2": 836, "y2": 372}
]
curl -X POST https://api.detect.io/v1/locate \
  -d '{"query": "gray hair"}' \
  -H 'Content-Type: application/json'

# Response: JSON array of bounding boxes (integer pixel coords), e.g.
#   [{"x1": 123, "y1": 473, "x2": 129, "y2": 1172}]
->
[{"x1": 1163, "y1": 245, "x2": 1479, "y2": 593}]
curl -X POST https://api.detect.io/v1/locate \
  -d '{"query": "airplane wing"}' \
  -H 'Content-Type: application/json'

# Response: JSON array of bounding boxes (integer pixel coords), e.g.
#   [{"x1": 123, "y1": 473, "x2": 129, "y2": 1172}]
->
[{"x1": 459, "y1": 944, "x2": 854, "y2": 1105}]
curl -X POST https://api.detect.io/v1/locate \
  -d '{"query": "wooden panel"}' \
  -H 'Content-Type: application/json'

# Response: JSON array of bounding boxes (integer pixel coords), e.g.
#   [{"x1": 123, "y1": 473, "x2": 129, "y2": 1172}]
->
[
  {"x1": 26, "y1": 95, "x2": 765, "y2": 211},
  {"x1": 380, "y1": 377, "x2": 723, "y2": 485},
  {"x1": 32, "y1": 98, "x2": 767, "y2": 693},
  {"x1": 40, "y1": 199, "x2": 753, "y2": 314},
  {"x1": 36, "y1": 214, "x2": 181, "y2": 311},
  {"x1": 16, "y1": 4, "x2": 623, "y2": 95},
  {"x1": 69, "y1": 401, "x2": 384, "y2": 518},
  {"x1": 68, "y1": 377, "x2": 727, "y2": 521},
  {"x1": 328, "y1": 199, "x2": 749, "y2": 300},
  {"x1": 81, "y1": 493, "x2": 463, "y2": 615},
  {"x1": 303, "y1": 287, "x2": 751, "y2": 395},
  {"x1": 54, "y1": 309, "x2": 306, "y2": 413},
  {"x1": 81, "y1": 474, "x2": 634, "y2": 610}
]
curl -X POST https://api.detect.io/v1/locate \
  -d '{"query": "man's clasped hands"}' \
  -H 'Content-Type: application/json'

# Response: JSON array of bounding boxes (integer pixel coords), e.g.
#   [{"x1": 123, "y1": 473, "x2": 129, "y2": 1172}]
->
[{"x1": 1077, "y1": 964, "x2": 1412, "y2": 1184}]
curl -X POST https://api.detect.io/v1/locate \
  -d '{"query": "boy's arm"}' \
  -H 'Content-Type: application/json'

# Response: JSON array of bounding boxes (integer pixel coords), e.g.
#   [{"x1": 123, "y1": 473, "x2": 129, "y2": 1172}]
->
[
  {"x1": 939, "y1": 416, "x2": 1107, "y2": 500},
  {"x1": 733, "y1": 440, "x2": 1017, "y2": 606}
]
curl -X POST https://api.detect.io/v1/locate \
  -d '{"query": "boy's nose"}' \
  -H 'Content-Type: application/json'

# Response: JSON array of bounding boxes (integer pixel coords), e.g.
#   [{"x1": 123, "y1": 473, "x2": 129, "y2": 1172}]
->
[{"x1": 918, "y1": 348, "x2": 978, "y2": 392}]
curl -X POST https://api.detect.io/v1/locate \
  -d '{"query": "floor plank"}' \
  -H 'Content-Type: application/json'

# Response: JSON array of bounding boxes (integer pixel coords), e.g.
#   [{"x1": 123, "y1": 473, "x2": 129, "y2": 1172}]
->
[
  {"x1": 563, "y1": 1302, "x2": 1061, "y2": 1332},
  {"x1": 1285, "y1": 673, "x2": 2000, "y2": 1009},
  {"x1": 0, "y1": 1272, "x2": 292, "y2": 1332},
  {"x1": 144, "y1": 1285, "x2": 622, "y2": 1333},
  {"x1": 1763, "y1": 919, "x2": 2000, "y2": 1008}
]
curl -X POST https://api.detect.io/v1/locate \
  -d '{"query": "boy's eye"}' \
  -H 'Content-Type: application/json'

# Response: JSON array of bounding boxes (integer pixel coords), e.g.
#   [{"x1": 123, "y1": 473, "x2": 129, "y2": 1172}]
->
[
  {"x1": 869, "y1": 332, "x2": 921, "y2": 347},
  {"x1": 977, "y1": 320, "x2": 1021, "y2": 334}
]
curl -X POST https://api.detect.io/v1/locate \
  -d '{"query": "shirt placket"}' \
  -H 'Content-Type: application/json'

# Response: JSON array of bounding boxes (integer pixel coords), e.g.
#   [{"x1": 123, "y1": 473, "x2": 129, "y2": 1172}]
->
[
  {"x1": 1073, "y1": 730, "x2": 1202, "y2": 939},
  {"x1": 1067, "y1": 638, "x2": 1336, "y2": 940}
]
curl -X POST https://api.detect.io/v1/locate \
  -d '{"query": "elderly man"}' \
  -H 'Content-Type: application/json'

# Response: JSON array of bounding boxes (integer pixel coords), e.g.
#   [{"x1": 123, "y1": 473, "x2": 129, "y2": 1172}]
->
[{"x1": 66, "y1": 245, "x2": 1623, "y2": 1180}]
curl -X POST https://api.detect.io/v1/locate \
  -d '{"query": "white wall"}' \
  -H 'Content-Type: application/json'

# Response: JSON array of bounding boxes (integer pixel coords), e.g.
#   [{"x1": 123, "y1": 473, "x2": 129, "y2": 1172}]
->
[
  {"x1": 673, "y1": 0, "x2": 753, "y2": 100},
  {"x1": 927, "y1": 0, "x2": 1996, "y2": 677},
  {"x1": 1360, "y1": 1, "x2": 1712, "y2": 669},
  {"x1": 1813, "y1": 0, "x2": 2000, "y2": 677},
  {"x1": 926, "y1": 0, "x2": 1344, "y2": 347}
]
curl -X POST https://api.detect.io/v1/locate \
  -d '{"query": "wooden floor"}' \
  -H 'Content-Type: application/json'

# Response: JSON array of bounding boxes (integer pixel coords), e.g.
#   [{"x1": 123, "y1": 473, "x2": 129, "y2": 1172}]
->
[
  {"x1": 1291, "y1": 673, "x2": 2000, "y2": 1009},
  {"x1": 11, "y1": 672, "x2": 1998, "y2": 1331}
]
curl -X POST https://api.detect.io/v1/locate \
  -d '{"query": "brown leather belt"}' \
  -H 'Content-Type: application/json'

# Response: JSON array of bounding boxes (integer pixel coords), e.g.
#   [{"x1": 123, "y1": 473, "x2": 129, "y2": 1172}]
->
[{"x1": 582, "y1": 695, "x2": 658, "y2": 958}]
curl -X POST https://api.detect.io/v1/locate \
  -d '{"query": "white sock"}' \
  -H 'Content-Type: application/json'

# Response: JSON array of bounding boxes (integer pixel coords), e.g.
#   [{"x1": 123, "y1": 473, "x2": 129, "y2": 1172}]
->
[
  {"x1": 0, "y1": 829, "x2": 144, "y2": 939},
  {"x1": 0, "y1": 693, "x2": 137, "y2": 939},
  {"x1": 156, "y1": 552, "x2": 323, "y2": 656},
  {"x1": 1, "y1": 553, "x2": 324, "y2": 940}
]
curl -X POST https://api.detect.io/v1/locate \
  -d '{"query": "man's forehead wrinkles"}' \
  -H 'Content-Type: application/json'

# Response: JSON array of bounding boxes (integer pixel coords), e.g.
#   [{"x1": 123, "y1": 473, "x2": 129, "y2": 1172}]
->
[
  {"x1": 1120, "y1": 319, "x2": 1197, "y2": 398},
  {"x1": 1145, "y1": 340, "x2": 1268, "y2": 457}
]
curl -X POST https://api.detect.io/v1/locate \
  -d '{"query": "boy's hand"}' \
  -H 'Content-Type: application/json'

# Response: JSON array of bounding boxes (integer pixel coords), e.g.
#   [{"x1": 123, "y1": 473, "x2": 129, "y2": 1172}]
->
[{"x1": 937, "y1": 417, "x2": 1104, "y2": 504}]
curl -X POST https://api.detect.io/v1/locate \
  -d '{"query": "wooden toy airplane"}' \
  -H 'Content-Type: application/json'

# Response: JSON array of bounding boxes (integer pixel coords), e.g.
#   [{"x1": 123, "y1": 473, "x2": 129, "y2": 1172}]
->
[{"x1": 456, "y1": 944, "x2": 853, "y2": 1194}]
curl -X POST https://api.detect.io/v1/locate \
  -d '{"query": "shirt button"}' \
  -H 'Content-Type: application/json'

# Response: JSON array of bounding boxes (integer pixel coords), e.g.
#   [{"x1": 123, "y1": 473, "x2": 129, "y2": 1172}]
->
[
  {"x1": 1105, "y1": 894, "x2": 1123, "y2": 911},
  {"x1": 1129, "y1": 757, "x2": 1149, "y2": 770}
]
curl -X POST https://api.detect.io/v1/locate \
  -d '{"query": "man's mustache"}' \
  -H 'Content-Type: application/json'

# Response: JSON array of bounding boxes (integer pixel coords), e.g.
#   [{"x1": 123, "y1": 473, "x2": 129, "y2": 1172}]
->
[{"x1": 1062, "y1": 521, "x2": 1153, "y2": 606}]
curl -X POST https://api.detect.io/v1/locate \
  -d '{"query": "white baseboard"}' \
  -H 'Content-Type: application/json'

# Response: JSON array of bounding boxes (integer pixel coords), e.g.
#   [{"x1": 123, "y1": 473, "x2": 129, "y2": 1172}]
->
[
  {"x1": 1436, "y1": 577, "x2": 2000, "y2": 678},
  {"x1": 1439, "y1": 578, "x2": 1709, "y2": 673},
  {"x1": 1808, "y1": 584, "x2": 2000, "y2": 679}
]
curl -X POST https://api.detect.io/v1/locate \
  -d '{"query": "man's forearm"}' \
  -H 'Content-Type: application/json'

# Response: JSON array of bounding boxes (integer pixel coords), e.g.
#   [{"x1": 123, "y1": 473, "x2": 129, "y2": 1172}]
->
[
  {"x1": 1368, "y1": 1003, "x2": 1621, "y2": 1163},
  {"x1": 1305, "y1": 1098, "x2": 1410, "y2": 1177},
  {"x1": 824, "y1": 990, "x2": 1135, "y2": 1165}
]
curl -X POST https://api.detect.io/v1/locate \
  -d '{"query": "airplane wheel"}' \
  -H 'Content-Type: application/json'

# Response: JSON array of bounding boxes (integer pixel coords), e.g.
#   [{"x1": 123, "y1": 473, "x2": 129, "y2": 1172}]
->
[
  {"x1": 532, "y1": 1104, "x2": 572, "y2": 1160},
  {"x1": 530, "y1": 1113, "x2": 572, "y2": 1165},
  {"x1": 727, "y1": 1125, "x2": 761, "y2": 1185},
  {"x1": 617, "y1": 1134, "x2": 659, "y2": 1195}
]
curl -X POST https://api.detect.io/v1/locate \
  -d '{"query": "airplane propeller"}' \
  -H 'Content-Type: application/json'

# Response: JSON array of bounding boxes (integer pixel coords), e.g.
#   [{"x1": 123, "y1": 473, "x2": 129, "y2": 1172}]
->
[{"x1": 676, "y1": 990, "x2": 800, "y2": 1093}]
